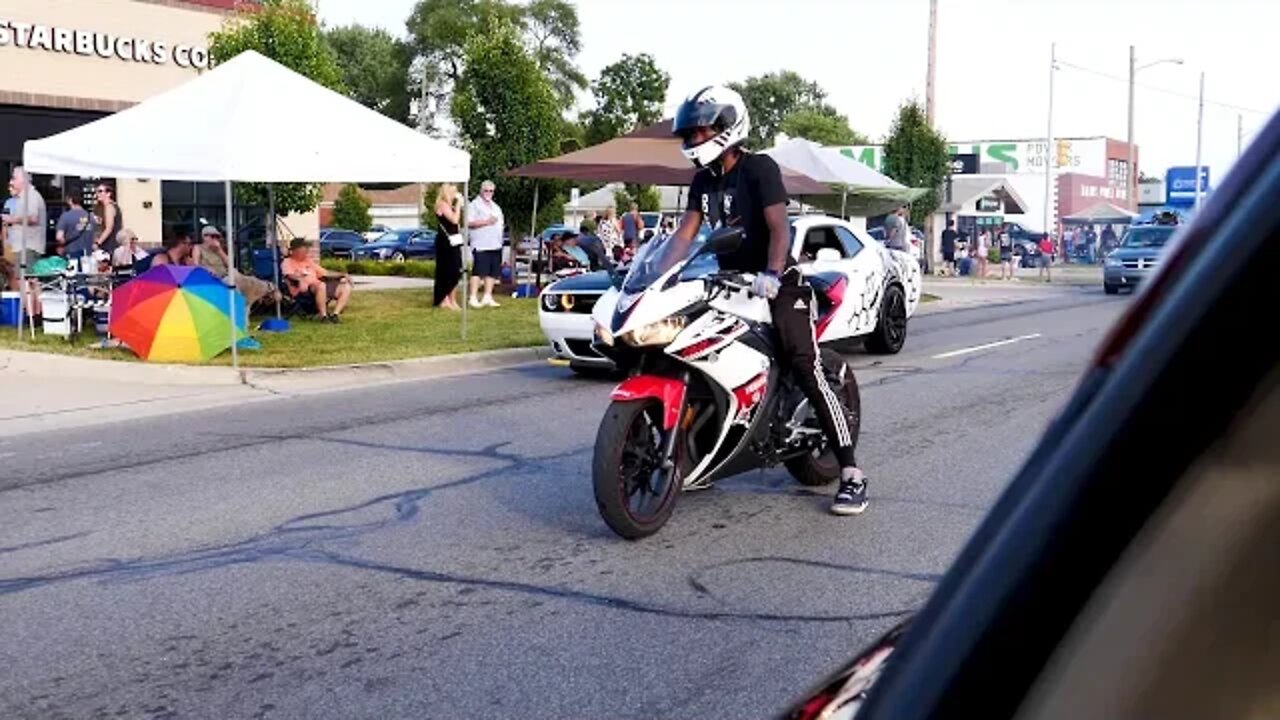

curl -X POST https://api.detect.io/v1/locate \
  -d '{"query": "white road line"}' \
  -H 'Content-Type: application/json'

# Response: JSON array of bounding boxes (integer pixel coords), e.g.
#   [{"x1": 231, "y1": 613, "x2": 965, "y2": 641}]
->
[{"x1": 931, "y1": 333, "x2": 1043, "y2": 360}]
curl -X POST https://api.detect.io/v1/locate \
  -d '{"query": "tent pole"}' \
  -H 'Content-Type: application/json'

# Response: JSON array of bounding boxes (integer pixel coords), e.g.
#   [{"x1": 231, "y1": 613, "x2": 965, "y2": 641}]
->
[
  {"x1": 841, "y1": 188, "x2": 847, "y2": 219},
  {"x1": 461, "y1": 181, "x2": 469, "y2": 341},
  {"x1": 531, "y1": 183, "x2": 541, "y2": 289},
  {"x1": 269, "y1": 185, "x2": 281, "y2": 320},
  {"x1": 226, "y1": 181, "x2": 239, "y2": 372}
]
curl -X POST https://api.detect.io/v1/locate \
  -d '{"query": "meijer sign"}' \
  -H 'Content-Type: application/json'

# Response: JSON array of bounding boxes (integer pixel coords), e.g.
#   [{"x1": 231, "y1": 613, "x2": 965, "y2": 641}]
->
[{"x1": 0, "y1": 19, "x2": 210, "y2": 69}]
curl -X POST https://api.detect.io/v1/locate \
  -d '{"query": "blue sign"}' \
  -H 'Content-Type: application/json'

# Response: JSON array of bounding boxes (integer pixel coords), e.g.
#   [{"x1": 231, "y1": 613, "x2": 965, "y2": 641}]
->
[{"x1": 1166, "y1": 166, "x2": 1210, "y2": 206}]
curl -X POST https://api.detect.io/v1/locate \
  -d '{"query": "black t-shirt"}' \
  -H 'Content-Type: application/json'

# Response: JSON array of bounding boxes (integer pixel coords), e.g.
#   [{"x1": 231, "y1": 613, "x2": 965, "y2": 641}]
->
[
  {"x1": 941, "y1": 228, "x2": 958, "y2": 253},
  {"x1": 686, "y1": 152, "x2": 789, "y2": 272}
]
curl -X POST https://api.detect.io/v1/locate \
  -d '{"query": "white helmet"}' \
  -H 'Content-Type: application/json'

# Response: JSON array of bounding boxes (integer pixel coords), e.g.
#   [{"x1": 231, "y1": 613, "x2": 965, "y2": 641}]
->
[{"x1": 672, "y1": 85, "x2": 751, "y2": 173}]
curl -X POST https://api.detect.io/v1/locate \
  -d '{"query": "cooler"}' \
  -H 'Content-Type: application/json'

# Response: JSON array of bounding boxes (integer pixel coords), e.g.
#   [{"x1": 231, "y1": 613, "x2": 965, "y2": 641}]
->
[{"x1": 0, "y1": 291, "x2": 19, "y2": 327}]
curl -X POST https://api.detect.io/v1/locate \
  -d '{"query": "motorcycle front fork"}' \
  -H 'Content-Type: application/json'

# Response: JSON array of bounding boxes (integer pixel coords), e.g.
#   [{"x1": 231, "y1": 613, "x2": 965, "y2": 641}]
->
[{"x1": 659, "y1": 371, "x2": 690, "y2": 472}]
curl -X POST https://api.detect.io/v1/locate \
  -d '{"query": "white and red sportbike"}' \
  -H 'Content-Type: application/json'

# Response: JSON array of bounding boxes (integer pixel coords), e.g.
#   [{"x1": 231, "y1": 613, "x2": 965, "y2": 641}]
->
[{"x1": 591, "y1": 228, "x2": 861, "y2": 539}]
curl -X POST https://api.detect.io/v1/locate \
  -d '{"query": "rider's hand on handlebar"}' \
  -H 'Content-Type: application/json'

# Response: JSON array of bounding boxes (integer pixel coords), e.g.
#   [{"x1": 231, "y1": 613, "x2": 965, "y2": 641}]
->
[{"x1": 750, "y1": 271, "x2": 781, "y2": 300}]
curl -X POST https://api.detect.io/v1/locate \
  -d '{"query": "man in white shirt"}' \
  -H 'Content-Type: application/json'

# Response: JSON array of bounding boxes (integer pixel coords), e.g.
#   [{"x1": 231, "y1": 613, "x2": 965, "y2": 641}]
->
[
  {"x1": 2, "y1": 166, "x2": 47, "y2": 274},
  {"x1": 466, "y1": 179, "x2": 504, "y2": 308}
]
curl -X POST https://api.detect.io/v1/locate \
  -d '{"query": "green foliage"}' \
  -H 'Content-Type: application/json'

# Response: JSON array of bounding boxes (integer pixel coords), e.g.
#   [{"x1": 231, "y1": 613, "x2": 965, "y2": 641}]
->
[
  {"x1": 779, "y1": 107, "x2": 868, "y2": 146},
  {"x1": 612, "y1": 185, "x2": 661, "y2": 213},
  {"x1": 583, "y1": 53, "x2": 670, "y2": 145},
  {"x1": 407, "y1": 0, "x2": 584, "y2": 123},
  {"x1": 207, "y1": 0, "x2": 340, "y2": 215},
  {"x1": 325, "y1": 24, "x2": 412, "y2": 124},
  {"x1": 535, "y1": 193, "x2": 567, "y2": 232},
  {"x1": 322, "y1": 258, "x2": 436, "y2": 278},
  {"x1": 451, "y1": 22, "x2": 562, "y2": 236},
  {"x1": 331, "y1": 184, "x2": 372, "y2": 232},
  {"x1": 987, "y1": 246, "x2": 1002, "y2": 264},
  {"x1": 883, "y1": 100, "x2": 950, "y2": 226},
  {"x1": 728, "y1": 70, "x2": 839, "y2": 149}
]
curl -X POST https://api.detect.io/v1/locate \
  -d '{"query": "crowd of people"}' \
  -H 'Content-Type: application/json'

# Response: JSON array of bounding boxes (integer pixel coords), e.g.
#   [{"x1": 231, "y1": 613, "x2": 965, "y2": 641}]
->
[{"x1": 939, "y1": 220, "x2": 1057, "y2": 282}]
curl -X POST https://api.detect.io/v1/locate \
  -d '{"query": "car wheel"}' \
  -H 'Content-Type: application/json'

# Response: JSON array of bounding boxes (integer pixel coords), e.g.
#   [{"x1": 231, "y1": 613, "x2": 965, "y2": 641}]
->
[
  {"x1": 391, "y1": 252, "x2": 406, "y2": 262},
  {"x1": 864, "y1": 283, "x2": 908, "y2": 354},
  {"x1": 1104, "y1": 283, "x2": 1120, "y2": 295}
]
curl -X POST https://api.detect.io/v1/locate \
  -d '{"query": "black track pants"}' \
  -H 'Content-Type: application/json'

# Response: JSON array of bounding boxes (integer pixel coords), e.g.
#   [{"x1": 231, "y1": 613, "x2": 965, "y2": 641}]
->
[{"x1": 770, "y1": 273, "x2": 857, "y2": 468}]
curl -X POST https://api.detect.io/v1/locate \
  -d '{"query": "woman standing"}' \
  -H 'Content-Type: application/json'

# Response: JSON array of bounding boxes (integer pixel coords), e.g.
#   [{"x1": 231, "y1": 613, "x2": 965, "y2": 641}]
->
[
  {"x1": 433, "y1": 183, "x2": 463, "y2": 310},
  {"x1": 975, "y1": 229, "x2": 991, "y2": 280},
  {"x1": 92, "y1": 184, "x2": 123, "y2": 256},
  {"x1": 597, "y1": 205, "x2": 623, "y2": 261}
]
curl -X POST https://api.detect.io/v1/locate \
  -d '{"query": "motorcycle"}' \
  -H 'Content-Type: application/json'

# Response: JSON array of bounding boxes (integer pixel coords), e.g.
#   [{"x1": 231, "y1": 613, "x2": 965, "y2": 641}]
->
[{"x1": 590, "y1": 227, "x2": 861, "y2": 540}]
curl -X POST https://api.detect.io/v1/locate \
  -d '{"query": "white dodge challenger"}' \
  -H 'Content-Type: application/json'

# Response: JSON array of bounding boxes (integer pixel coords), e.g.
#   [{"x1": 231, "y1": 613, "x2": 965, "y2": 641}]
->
[{"x1": 539, "y1": 215, "x2": 923, "y2": 373}]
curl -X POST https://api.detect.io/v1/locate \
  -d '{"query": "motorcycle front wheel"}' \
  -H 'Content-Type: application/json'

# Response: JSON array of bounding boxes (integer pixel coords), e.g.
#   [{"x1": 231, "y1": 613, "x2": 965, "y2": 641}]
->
[{"x1": 592, "y1": 399, "x2": 684, "y2": 540}]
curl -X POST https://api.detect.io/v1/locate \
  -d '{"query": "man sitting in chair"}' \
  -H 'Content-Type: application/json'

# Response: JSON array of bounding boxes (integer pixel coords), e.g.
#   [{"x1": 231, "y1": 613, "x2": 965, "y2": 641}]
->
[{"x1": 281, "y1": 238, "x2": 351, "y2": 323}]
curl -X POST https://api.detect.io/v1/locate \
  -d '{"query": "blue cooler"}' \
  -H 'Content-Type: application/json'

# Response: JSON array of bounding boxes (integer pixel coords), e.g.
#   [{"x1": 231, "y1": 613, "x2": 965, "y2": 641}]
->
[{"x1": 0, "y1": 291, "x2": 20, "y2": 327}]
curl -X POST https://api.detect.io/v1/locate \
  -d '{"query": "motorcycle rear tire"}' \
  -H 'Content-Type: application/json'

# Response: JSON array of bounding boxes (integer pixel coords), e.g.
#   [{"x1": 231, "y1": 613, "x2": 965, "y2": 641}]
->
[
  {"x1": 593, "y1": 399, "x2": 684, "y2": 540},
  {"x1": 786, "y1": 349, "x2": 862, "y2": 486}
]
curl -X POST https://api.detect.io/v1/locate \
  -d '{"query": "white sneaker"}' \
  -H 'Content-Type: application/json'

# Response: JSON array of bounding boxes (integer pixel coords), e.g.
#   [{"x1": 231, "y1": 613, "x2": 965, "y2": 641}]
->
[
  {"x1": 469, "y1": 297, "x2": 483, "y2": 309},
  {"x1": 482, "y1": 295, "x2": 501, "y2": 308}
]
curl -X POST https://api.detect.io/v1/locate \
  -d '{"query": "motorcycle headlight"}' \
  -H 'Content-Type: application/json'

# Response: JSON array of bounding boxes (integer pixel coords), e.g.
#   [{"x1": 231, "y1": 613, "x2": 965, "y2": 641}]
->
[
  {"x1": 622, "y1": 317, "x2": 686, "y2": 347},
  {"x1": 594, "y1": 321, "x2": 615, "y2": 346},
  {"x1": 1105, "y1": 257, "x2": 1123, "y2": 267}
]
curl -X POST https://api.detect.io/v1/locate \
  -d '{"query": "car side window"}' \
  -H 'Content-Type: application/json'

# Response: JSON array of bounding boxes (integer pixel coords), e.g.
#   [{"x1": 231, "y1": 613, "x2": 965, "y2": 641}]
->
[
  {"x1": 833, "y1": 227, "x2": 864, "y2": 258},
  {"x1": 801, "y1": 227, "x2": 848, "y2": 262}
]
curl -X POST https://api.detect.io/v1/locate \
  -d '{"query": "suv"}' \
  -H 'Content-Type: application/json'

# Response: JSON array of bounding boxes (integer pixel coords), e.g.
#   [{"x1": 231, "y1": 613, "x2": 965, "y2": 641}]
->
[{"x1": 1103, "y1": 224, "x2": 1177, "y2": 294}]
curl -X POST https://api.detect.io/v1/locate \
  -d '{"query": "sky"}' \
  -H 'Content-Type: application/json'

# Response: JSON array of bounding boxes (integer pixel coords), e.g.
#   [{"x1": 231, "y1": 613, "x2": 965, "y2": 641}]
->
[{"x1": 316, "y1": 0, "x2": 1279, "y2": 185}]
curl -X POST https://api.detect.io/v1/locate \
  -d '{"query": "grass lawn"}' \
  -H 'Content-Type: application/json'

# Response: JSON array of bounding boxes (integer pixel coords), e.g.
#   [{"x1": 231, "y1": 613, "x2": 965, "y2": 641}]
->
[{"x1": 0, "y1": 290, "x2": 544, "y2": 368}]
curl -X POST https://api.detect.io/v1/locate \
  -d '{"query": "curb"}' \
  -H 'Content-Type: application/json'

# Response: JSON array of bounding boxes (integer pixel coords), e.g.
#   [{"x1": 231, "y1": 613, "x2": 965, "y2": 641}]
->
[
  {"x1": 241, "y1": 346, "x2": 551, "y2": 387},
  {"x1": 0, "y1": 345, "x2": 552, "y2": 389}
]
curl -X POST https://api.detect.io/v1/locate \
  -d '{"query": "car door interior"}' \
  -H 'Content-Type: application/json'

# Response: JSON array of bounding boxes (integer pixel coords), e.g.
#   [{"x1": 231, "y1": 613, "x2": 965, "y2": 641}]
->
[{"x1": 850, "y1": 108, "x2": 1279, "y2": 720}]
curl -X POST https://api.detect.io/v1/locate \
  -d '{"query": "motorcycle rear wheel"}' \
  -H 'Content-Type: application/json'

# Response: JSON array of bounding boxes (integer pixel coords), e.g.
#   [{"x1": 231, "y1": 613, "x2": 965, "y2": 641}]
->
[
  {"x1": 785, "y1": 349, "x2": 862, "y2": 486},
  {"x1": 593, "y1": 399, "x2": 684, "y2": 540}
]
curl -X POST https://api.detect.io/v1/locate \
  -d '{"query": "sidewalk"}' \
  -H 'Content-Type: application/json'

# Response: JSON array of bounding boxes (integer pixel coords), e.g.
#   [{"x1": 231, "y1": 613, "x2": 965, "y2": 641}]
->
[
  {"x1": 348, "y1": 275, "x2": 434, "y2": 291},
  {"x1": 0, "y1": 345, "x2": 548, "y2": 438},
  {"x1": 918, "y1": 275, "x2": 1085, "y2": 315}
]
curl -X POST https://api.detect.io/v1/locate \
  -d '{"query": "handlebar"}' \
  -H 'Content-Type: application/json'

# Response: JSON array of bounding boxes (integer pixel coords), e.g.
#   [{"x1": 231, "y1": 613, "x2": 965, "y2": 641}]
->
[{"x1": 706, "y1": 271, "x2": 754, "y2": 294}]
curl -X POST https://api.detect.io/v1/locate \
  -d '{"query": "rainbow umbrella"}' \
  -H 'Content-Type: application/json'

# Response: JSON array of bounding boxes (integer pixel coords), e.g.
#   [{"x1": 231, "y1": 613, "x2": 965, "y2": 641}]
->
[{"x1": 110, "y1": 265, "x2": 248, "y2": 362}]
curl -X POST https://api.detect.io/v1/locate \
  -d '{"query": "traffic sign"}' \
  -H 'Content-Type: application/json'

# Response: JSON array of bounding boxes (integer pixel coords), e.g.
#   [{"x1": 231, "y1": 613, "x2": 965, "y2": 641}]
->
[{"x1": 1166, "y1": 166, "x2": 1210, "y2": 206}]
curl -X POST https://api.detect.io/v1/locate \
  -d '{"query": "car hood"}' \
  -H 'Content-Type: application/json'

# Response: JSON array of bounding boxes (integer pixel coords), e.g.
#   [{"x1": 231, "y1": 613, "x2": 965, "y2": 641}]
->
[
  {"x1": 545, "y1": 270, "x2": 613, "y2": 293},
  {"x1": 1108, "y1": 246, "x2": 1165, "y2": 260}
]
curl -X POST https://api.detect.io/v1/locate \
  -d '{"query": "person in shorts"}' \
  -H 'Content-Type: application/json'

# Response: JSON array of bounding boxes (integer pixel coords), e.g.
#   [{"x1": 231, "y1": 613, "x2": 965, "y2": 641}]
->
[
  {"x1": 998, "y1": 226, "x2": 1016, "y2": 280},
  {"x1": 466, "y1": 180, "x2": 505, "y2": 308},
  {"x1": 1037, "y1": 235, "x2": 1054, "y2": 282},
  {"x1": 282, "y1": 238, "x2": 352, "y2": 322}
]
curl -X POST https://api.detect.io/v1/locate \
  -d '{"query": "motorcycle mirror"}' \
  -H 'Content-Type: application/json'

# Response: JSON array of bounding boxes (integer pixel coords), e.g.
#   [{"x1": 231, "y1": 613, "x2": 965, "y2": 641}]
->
[{"x1": 703, "y1": 226, "x2": 744, "y2": 256}]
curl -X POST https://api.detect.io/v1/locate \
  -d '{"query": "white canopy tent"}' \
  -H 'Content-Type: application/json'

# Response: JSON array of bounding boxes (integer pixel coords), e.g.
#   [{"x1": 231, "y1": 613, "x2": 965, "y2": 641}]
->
[
  {"x1": 23, "y1": 51, "x2": 472, "y2": 371},
  {"x1": 764, "y1": 137, "x2": 924, "y2": 218}
]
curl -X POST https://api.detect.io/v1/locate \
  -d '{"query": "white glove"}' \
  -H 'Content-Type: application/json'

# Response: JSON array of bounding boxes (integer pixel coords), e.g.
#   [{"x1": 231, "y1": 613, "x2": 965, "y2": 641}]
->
[{"x1": 751, "y1": 271, "x2": 781, "y2": 300}]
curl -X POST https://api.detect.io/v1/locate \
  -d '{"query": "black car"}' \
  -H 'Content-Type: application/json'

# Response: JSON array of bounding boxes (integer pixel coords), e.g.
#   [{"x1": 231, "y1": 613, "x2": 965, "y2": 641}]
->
[
  {"x1": 318, "y1": 228, "x2": 366, "y2": 259},
  {"x1": 784, "y1": 109, "x2": 1279, "y2": 719},
  {"x1": 351, "y1": 227, "x2": 436, "y2": 261}
]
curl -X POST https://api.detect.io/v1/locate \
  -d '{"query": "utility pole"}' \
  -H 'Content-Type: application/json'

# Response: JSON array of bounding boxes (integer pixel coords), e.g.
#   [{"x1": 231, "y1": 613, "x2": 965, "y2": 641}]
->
[
  {"x1": 923, "y1": 0, "x2": 938, "y2": 273},
  {"x1": 1126, "y1": 45, "x2": 1136, "y2": 210},
  {"x1": 1194, "y1": 71, "x2": 1205, "y2": 209},
  {"x1": 1044, "y1": 42, "x2": 1055, "y2": 239}
]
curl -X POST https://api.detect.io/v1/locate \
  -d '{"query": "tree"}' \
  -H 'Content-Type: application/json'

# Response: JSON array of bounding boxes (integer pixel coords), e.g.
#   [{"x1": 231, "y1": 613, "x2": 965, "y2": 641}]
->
[
  {"x1": 728, "y1": 70, "x2": 834, "y2": 148},
  {"x1": 779, "y1": 107, "x2": 868, "y2": 146},
  {"x1": 613, "y1": 185, "x2": 661, "y2": 213},
  {"x1": 331, "y1": 184, "x2": 372, "y2": 232},
  {"x1": 523, "y1": 0, "x2": 588, "y2": 109},
  {"x1": 325, "y1": 24, "x2": 412, "y2": 124},
  {"x1": 407, "y1": 0, "x2": 585, "y2": 131},
  {"x1": 583, "y1": 53, "x2": 670, "y2": 145},
  {"x1": 451, "y1": 22, "x2": 562, "y2": 236},
  {"x1": 207, "y1": 0, "x2": 342, "y2": 216},
  {"x1": 882, "y1": 100, "x2": 949, "y2": 226}
]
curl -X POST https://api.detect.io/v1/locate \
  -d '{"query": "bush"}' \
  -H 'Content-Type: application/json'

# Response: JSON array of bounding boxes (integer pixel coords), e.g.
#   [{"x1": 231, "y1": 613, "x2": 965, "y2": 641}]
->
[
  {"x1": 319, "y1": 258, "x2": 435, "y2": 279},
  {"x1": 331, "y1": 184, "x2": 373, "y2": 233},
  {"x1": 988, "y1": 247, "x2": 1001, "y2": 264}
]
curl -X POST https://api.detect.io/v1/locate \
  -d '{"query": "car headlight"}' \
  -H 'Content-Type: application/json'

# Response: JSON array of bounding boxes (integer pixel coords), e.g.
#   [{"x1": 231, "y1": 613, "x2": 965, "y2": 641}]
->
[
  {"x1": 622, "y1": 317, "x2": 686, "y2": 347},
  {"x1": 1105, "y1": 257, "x2": 1123, "y2": 267},
  {"x1": 540, "y1": 293, "x2": 559, "y2": 312}
]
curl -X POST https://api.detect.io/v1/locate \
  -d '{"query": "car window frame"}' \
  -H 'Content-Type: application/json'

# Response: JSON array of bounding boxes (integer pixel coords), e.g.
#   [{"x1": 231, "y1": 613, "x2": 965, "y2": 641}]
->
[
  {"x1": 833, "y1": 226, "x2": 865, "y2": 258},
  {"x1": 801, "y1": 225, "x2": 849, "y2": 261}
]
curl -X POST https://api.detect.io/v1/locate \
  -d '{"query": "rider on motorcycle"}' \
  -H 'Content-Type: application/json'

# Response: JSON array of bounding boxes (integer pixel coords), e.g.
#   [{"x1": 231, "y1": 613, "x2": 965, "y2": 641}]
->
[{"x1": 665, "y1": 85, "x2": 869, "y2": 515}]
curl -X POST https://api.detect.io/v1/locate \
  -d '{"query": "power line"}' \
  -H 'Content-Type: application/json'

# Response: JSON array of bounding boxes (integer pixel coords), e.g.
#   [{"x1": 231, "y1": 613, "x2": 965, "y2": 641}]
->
[{"x1": 1055, "y1": 59, "x2": 1273, "y2": 117}]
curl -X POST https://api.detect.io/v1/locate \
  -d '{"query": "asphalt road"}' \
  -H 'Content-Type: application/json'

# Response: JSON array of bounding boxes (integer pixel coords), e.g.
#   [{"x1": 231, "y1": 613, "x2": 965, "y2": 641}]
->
[{"x1": 1, "y1": 288, "x2": 1127, "y2": 720}]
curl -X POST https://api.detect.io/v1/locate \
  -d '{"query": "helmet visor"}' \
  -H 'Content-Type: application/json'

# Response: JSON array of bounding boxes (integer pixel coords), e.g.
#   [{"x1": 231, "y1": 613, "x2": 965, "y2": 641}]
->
[{"x1": 673, "y1": 101, "x2": 737, "y2": 144}]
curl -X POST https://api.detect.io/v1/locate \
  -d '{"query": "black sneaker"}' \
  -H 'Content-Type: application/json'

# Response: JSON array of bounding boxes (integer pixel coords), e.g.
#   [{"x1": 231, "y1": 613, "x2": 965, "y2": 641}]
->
[
  {"x1": 328, "y1": 313, "x2": 341, "y2": 324},
  {"x1": 832, "y1": 477, "x2": 869, "y2": 516}
]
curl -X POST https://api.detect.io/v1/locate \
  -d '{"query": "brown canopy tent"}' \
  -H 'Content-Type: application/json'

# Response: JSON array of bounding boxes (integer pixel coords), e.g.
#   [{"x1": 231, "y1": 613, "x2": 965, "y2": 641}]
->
[{"x1": 507, "y1": 120, "x2": 831, "y2": 194}]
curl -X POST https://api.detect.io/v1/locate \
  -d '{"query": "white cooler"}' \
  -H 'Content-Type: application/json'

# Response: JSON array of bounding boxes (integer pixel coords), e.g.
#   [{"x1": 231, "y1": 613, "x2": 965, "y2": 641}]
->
[{"x1": 40, "y1": 291, "x2": 72, "y2": 337}]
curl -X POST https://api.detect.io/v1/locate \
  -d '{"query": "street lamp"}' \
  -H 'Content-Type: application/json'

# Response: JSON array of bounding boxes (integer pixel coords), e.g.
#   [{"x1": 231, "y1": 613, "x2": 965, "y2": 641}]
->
[{"x1": 1127, "y1": 48, "x2": 1183, "y2": 207}]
